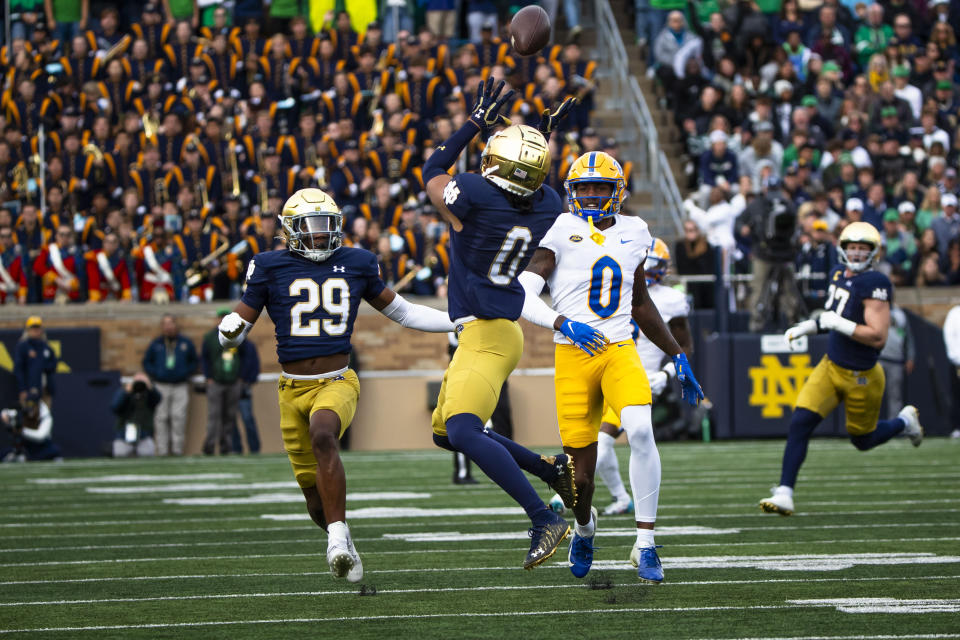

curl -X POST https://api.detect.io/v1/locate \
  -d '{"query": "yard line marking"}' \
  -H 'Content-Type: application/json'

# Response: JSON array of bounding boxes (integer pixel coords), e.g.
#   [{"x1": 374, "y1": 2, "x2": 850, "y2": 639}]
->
[
  {"x1": 6, "y1": 602, "x2": 957, "y2": 634},
  {"x1": 27, "y1": 474, "x2": 243, "y2": 484},
  {"x1": 4, "y1": 551, "x2": 960, "y2": 571},
  {"x1": 155, "y1": 491, "x2": 430, "y2": 503},
  {"x1": 2, "y1": 571, "x2": 959, "y2": 589},
  {"x1": 6, "y1": 535, "x2": 960, "y2": 555},
  {"x1": 788, "y1": 598, "x2": 960, "y2": 614},
  {"x1": 730, "y1": 635, "x2": 960, "y2": 639}
]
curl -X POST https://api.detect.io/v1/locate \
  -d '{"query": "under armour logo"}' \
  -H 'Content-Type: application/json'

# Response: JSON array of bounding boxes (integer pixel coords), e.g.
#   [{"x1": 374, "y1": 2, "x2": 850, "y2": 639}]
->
[{"x1": 333, "y1": 266, "x2": 346, "y2": 273}]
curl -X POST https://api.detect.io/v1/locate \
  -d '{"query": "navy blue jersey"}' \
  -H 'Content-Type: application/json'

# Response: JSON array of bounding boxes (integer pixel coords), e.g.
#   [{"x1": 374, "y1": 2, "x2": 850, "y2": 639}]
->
[
  {"x1": 241, "y1": 247, "x2": 386, "y2": 363},
  {"x1": 441, "y1": 172, "x2": 561, "y2": 321},
  {"x1": 824, "y1": 266, "x2": 893, "y2": 371}
]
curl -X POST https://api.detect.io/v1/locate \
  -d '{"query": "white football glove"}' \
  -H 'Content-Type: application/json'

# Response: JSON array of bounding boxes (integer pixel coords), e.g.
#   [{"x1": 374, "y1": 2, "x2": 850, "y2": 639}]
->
[
  {"x1": 784, "y1": 318, "x2": 818, "y2": 344},
  {"x1": 662, "y1": 360, "x2": 677, "y2": 379},
  {"x1": 218, "y1": 312, "x2": 245, "y2": 340},
  {"x1": 649, "y1": 371, "x2": 669, "y2": 397},
  {"x1": 817, "y1": 310, "x2": 857, "y2": 336}
]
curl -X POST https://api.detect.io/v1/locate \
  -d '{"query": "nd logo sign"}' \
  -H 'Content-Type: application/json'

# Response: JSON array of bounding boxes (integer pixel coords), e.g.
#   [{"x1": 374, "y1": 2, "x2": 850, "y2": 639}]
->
[{"x1": 748, "y1": 354, "x2": 813, "y2": 418}]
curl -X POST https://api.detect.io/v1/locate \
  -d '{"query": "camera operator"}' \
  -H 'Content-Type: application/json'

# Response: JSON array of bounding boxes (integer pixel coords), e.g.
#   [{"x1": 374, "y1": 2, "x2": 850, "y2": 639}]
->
[
  {"x1": 738, "y1": 178, "x2": 807, "y2": 332},
  {"x1": 1, "y1": 390, "x2": 62, "y2": 462},
  {"x1": 111, "y1": 373, "x2": 161, "y2": 458}
]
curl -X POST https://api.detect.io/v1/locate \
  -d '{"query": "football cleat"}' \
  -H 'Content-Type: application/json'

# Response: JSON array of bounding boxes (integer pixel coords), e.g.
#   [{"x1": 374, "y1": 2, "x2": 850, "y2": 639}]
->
[
  {"x1": 345, "y1": 535, "x2": 363, "y2": 583},
  {"x1": 524, "y1": 511, "x2": 570, "y2": 570},
  {"x1": 568, "y1": 507, "x2": 599, "y2": 578},
  {"x1": 898, "y1": 405, "x2": 923, "y2": 447},
  {"x1": 543, "y1": 453, "x2": 577, "y2": 509},
  {"x1": 327, "y1": 539, "x2": 355, "y2": 580},
  {"x1": 602, "y1": 497, "x2": 634, "y2": 516},
  {"x1": 630, "y1": 544, "x2": 664, "y2": 583},
  {"x1": 759, "y1": 490, "x2": 794, "y2": 516}
]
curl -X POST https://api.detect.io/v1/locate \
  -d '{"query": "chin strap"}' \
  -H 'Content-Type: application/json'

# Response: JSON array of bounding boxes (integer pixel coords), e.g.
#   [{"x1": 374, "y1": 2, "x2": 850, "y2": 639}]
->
[{"x1": 588, "y1": 217, "x2": 606, "y2": 246}]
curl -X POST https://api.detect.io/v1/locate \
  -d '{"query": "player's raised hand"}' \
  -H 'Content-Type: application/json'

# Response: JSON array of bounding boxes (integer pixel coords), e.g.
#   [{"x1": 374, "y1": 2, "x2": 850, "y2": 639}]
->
[
  {"x1": 784, "y1": 318, "x2": 818, "y2": 344},
  {"x1": 469, "y1": 77, "x2": 514, "y2": 132},
  {"x1": 538, "y1": 96, "x2": 578, "y2": 136},
  {"x1": 671, "y1": 353, "x2": 704, "y2": 406},
  {"x1": 560, "y1": 319, "x2": 607, "y2": 356}
]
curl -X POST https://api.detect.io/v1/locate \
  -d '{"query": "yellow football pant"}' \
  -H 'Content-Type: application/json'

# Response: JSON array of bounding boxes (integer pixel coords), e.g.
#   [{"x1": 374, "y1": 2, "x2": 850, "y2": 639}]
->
[
  {"x1": 432, "y1": 318, "x2": 523, "y2": 435},
  {"x1": 555, "y1": 340, "x2": 651, "y2": 448},
  {"x1": 277, "y1": 370, "x2": 360, "y2": 488},
  {"x1": 795, "y1": 356, "x2": 885, "y2": 436}
]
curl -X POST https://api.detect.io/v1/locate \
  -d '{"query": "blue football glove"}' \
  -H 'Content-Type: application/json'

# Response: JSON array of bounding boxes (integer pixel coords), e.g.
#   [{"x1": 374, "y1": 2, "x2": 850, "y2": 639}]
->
[
  {"x1": 672, "y1": 353, "x2": 704, "y2": 406},
  {"x1": 630, "y1": 318, "x2": 640, "y2": 341},
  {"x1": 560, "y1": 319, "x2": 607, "y2": 356}
]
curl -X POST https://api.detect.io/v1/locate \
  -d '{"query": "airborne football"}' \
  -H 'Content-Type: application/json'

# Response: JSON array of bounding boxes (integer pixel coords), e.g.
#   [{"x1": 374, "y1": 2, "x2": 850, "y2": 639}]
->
[{"x1": 1, "y1": 2, "x2": 958, "y2": 639}]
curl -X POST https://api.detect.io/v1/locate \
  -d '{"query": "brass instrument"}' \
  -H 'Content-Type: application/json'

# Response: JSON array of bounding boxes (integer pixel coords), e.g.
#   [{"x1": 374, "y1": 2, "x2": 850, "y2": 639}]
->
[
  {"x1": 184, "y1": 240, "x2": 231, "y2": 288},
  {"x1": 154, "y1": 177, "x2": 168, "y2": 207},
  {"x1": 82, "y1": 143, "x2": 104, "y2": 163},
  {"x1": 142, "y1": 112, "x2": 159, "y2": 140},
  {"x1": 101, "y1": 36, "x2": 132, "y2": 64},
  {"x1": 150, "y1": 285, "x2": 170, "y2": 304},
  {"x1": 196, "y1": 177, "x2": 209, "y2": 210},
  {"x1": 228, "y1": 146, "x2": 240, "y2": 197},
  {"x1": 11, "y1": 162, "x2": 29, "y2": 200},
  {"x1": 305, "y1": 140, "x2": 327, "y2": 188},
  {"x1": 394, "y1": 255, "x2": 438, "y2": 291},
  {"x1": 258, "y1": 177, "x2": 268, "y2": 214}
]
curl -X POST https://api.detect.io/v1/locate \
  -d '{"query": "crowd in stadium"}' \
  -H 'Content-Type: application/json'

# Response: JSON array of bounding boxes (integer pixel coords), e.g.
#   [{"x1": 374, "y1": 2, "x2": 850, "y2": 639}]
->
[
  {"x1": 652, "y1": 0, "x2": 960, "y2": 302},
  {"x1": 0, "y1": 0, "x2": 600, "y2": 304}
]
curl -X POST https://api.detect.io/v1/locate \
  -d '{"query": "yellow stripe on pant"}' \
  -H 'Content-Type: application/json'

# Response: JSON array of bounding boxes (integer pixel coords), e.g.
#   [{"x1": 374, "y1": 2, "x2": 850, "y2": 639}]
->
[
  {"x1": 555, "y1": 340, "x2": 651, "y2": 448},
  {"x1": 432, "y1": 318, "x2": 524, "y2": 436},
  {"x1": 278, "y1": 370, "x2": 360, "y2": 488}
]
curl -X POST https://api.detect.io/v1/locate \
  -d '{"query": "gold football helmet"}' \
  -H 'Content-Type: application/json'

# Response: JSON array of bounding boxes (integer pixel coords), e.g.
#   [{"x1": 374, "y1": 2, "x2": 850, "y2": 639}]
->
[
  {"x1": 837, "y1": 221, "x2": 881, "y2": 272},
  {"x1": 480, "y1": 124, "x2": 551, "y2": 197},
  {"x1": 645, "y1": 237, "x2": 671, "y2": 285},
  {"x1": 565, "y1": 151, "x2": 627, "y2": 221},
  {"x1": 280, "y1": 188, "x2": 343, "y2": 262}
]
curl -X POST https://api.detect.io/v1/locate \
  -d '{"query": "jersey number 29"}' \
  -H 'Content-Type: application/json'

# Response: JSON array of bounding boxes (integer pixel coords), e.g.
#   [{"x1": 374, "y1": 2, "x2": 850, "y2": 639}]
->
[
  {"x1": 488, "y1": 226, "x2": 532, "y2": 285},
  {"x1": 289, "y1": 278, "x2": 350, "y2": 336}
]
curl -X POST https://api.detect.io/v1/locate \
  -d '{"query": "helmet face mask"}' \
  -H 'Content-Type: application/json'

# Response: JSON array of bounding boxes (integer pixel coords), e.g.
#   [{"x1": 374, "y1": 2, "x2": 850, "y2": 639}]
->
[
  {"x1": 565, "y1": 152, "x2": 626, "y2": 221},
  {"x1": 281, "y1": 188, "x2": 343, "y2": 262},
  {"x1": 480, "y1": 124, "x2": 550, "y2": 197},
  {"x1": 837, "y1": 221, "x2": 881, "y2": 272},
  {"x1": 645, "y1": 237, "x2": 670, "y2": 285}
]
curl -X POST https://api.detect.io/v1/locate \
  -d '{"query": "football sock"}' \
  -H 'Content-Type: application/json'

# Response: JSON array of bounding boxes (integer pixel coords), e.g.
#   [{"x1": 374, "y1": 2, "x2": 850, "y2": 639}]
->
[
  {"x1": 621, "y1": 405, "x2": 660, "y2": 522},
  {"x1": 779, "y1": 408, "x2": 822, "y2": 488},
  {"x1": 774, "y1": 485, "x2": 794, "y2": 498},
  {"x1": 596, "y1": 431, "x2": 630, "y2": 503},
  {"x1": 445, "y1": 413, "x2": 545, "y2": 519},
  {"x1": 482, "y1": 429, "x2": 556, "y2": 481},
  {"x1": 850, "y1": 417, "x2": 905, "y2": 451},
  {"x1": 575, "y1": 510, "x2": 596, "y2": 538},
  {"x1": 327, "y1": 521, "x2": 348, "y2": 546},
  {"x1": 635, "y1": 528, "x2": 655, "y2": 548}
]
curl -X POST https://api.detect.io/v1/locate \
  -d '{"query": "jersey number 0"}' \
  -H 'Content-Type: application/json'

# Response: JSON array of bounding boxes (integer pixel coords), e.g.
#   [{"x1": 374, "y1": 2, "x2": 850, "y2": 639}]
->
[
  {"x1": 488, "y1": 226, "x2": 532, "y2": 285},
  {"x1": 289, "y1": 278, "x2": 350, "y2": 337}
]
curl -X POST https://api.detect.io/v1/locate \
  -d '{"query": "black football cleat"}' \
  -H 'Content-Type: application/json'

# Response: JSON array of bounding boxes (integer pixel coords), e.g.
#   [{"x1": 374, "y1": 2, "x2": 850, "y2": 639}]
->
[
  {"x1": 543, "y1": 454, "x2": 577, "y2": 509},
  {"x1": 524, "y1": 511, "x2": 570, "y2": 569}
]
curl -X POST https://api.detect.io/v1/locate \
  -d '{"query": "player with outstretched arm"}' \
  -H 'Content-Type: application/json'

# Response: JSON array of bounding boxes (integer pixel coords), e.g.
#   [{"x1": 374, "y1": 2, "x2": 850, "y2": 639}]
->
[
  {"x1": 422, "y1": 78, "x2": 598, "y2": 569},
  {"x1": 218, "y1": 188, "x2": 454, "y2": 582},
  {"x1": 759, "y1": 222, "x2": 924, "y2": 516},
  {"x1": 518, "y1": 151, "x2": 704, "y2": 583}
]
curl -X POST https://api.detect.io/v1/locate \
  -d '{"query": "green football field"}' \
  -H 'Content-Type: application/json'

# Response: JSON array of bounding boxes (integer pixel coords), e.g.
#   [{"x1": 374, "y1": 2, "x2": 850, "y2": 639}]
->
[{"x1": 1, "y1": 438, "x2": 958, "y2": 639}]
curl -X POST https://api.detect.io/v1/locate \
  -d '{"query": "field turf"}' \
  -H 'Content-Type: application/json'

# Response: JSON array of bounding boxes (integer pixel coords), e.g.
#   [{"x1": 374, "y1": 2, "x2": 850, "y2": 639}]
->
[{"x1": 1, "y1": 438, "x2": 958, "y2": 639}]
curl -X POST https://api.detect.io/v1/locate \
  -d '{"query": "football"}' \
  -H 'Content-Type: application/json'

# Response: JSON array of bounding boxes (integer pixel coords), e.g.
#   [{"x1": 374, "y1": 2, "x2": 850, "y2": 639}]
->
[
  {"x1": 510, "y1": 5, "x2": 551, "y2": 57},
  {"x1": 548, "y1": 492, "x2": 566, "y2": 514}
]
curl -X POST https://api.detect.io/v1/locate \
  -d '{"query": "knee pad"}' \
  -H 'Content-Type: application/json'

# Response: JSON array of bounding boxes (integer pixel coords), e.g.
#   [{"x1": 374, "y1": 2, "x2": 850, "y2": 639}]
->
[{"x1": 621, "y1": 405, "x2": 655, "y2": 452}]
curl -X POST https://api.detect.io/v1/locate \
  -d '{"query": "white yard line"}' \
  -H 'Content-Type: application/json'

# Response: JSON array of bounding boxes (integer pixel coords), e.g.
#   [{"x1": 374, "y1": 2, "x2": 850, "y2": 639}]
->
[{"x1": 4, "y1": 604, "x2": 958, "y2": 635}]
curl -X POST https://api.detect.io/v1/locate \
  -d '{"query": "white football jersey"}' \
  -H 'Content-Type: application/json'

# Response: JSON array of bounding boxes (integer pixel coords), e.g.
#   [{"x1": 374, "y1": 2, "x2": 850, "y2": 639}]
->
[
  {"x1": 539, "y1": 212, "x2": 652, "y2": 345},
  {"x1": 635, "y1": 283, "x2": 690, "y2": 373}
]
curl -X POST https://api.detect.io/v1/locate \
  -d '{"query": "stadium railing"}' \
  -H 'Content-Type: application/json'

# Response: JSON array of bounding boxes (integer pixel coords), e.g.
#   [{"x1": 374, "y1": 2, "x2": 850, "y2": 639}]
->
[{"x1": 593, "y1": 0, "x2": 684, "y2": 236}]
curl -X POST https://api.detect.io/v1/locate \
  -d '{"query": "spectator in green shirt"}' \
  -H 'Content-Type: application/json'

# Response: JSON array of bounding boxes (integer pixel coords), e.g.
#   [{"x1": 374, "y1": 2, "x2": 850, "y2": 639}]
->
[
  {"x1": 44, "y1": 0, "x2": 89, "y2": 45},
  {"x1": 853, "y1": 3, "x2": 892, "y2": 69},
  {"x1": 163, "y1": 0, "x2": 198, "y2": 28},
  {"x1": 11, "y1": 0, "x2": 44, "y2": 41}
]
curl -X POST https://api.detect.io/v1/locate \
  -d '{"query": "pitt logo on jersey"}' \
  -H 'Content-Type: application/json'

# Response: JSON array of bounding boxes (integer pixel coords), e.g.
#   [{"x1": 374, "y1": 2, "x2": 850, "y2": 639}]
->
[{"x1": 569, "y1": 235, "x2": 583, "y2": 243}]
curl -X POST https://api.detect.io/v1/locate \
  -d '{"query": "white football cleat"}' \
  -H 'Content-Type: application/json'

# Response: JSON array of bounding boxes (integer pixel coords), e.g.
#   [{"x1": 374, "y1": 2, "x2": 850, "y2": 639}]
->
[
  {"x1": 759, "y1": 490, "x2": 794, "y2": 516},
  {"x1": 898, "y1": 405, "x2": 923, "y2": 447},
  {"x1": 602, "y1": 497, "x2": 634, "y2": 516},
  {"x1": 345, "y1": 535, "x2": 364, "y2": 583}
]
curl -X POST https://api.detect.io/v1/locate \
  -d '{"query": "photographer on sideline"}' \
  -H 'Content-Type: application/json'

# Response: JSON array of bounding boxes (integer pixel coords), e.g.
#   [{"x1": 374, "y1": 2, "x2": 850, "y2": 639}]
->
[
  {"x1": 1, "y1": 390, "x2": 62, "y2": 462},
  {"x1": 737, "y1": 179, "x2": 806, "y2": 332},
  {"x1": 111, "y1": 373, "x2": 161, "y2": 458}
]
